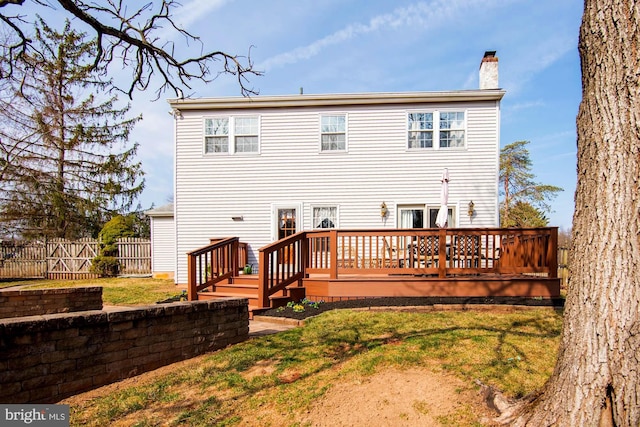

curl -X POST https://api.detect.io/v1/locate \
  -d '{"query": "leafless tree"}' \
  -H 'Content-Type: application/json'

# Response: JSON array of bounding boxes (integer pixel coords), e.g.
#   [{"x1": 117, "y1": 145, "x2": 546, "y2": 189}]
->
[{"x1": 0, "y1": 0, "x2": 262, "y2": 98}]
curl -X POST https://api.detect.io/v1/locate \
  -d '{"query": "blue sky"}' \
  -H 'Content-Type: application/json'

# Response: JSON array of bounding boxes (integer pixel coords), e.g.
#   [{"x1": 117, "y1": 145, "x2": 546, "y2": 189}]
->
[{"x1": 15, "y1": 0, "x2": 584, "y2": 229}]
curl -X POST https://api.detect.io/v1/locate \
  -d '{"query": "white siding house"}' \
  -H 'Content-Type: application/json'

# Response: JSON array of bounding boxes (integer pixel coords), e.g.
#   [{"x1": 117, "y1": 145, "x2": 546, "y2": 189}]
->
[
  {"x1": 168, "y1": 52, "x2": 505, "y2": 285},
  {"x1": 145, "y1": 204, "x2": 176, "y2": 280}
]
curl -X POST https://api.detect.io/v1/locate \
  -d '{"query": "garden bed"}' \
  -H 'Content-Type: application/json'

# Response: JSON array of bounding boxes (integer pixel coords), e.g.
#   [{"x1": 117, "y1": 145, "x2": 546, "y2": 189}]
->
[{"x1": 256, "y1": 296, "x2": 565, "y2": 320}]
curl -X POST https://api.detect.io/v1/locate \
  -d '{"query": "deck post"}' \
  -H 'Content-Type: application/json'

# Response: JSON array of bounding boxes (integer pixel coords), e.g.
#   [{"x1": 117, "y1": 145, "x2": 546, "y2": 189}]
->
[
  {"x1": 231, "y1": 238, "x2": 239, "y2": 276},
  {"x1": 329, "y1": 229, "x2": 338, "y2": 279},
  {"x1": 438, "y1": 228, "x2": 447, "y2": 278},
  {"x1": 548, "y1": 227, "x2": 558, "y2": 278},
  {"x1": 301, "y1": 233, "x2": 309, "y2": 279},
  {"x1": 187, "y1": 253, "x2": 197, "y2": 301},
  {"x1": 257, "y1": 249, "x2": 269, "y2": 308}
]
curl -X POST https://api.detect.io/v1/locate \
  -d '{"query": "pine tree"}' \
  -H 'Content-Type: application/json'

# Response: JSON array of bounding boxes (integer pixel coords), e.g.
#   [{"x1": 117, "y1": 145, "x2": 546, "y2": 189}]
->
[
  {"x1": 499, "y1": 140, "x2": 562, "y2": 227},
  {"x1": 0, "y1": 19, "x2": 144, "y2": 239}
]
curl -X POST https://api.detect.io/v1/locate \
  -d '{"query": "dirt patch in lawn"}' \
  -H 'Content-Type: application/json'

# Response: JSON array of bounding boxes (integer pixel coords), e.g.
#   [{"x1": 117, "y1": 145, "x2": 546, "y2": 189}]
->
[{"x1": 298, "y1": 367, "x2": 497, "y2": 427}]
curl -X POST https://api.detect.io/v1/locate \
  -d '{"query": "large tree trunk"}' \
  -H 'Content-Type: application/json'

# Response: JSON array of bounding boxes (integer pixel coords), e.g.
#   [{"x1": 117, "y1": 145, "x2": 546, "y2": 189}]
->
[{"x1": 501, "y1": 1, "x2": 640, "y2": 426}]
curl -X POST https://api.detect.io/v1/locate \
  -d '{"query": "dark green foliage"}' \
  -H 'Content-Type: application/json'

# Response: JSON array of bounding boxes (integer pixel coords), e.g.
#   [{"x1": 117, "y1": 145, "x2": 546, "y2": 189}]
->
[
  {"x1": 90, "y1": 255, "x2": 120, "y2": 277},
  {"x1": 500, "y1": 141, "x2": 563, "y2": 227},
  {"x1": 0, "y1": 19, "x2": 144, "y2": 239},
  {"x1": 500, "y1": 201, "x2": 549, "y2": 228},
  {"x1": 99, "y1": 215, "x2": 135, "y2": 256}
]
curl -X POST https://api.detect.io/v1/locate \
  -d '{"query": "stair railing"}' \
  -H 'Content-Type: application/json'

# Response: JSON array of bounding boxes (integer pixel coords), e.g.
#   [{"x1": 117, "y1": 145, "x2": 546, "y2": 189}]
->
[
  {"x1": 187, "y1": 237, "x2": 239, "y2": 300},
  {"x1": 257, "y1": 232, "x2": 307, "y2": 308}
]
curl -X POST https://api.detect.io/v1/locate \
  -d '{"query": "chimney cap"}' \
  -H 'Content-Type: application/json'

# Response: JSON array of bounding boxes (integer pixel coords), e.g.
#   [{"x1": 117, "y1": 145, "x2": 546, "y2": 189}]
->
[{"x1": 481, "y1": 51, "x2": 498, "y2": 65}]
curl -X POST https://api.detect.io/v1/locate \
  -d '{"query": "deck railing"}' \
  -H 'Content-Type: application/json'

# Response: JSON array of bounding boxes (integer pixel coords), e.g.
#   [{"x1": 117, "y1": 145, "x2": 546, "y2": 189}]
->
[
  {"x1": 187, "y1": 228, "x2": 558, "y2": 307},
  {"x1": 257, "y1": 232, "x2": 307, "y2": 308},
  {"x1": 187, "y1": 237, "x2": 242, "y2": 300},
  {"x1": 306, "y1": 227, "x2": 558, "y2": 278}
]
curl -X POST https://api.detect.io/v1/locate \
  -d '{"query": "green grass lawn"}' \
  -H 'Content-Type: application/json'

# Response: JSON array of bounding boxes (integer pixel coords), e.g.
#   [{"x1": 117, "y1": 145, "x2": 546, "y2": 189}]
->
[
  {"x1": 8, "y1": 277, "x2": 183, "y2": 305},
  {"x1": 67, "y1": 308, "x2": 563, "y2": 427}
]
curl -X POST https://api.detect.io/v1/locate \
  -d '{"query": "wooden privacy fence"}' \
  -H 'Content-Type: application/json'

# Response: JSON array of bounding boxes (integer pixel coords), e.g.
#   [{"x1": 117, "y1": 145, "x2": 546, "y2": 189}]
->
[
  {"x1": 0, "y1": 238, "x2": 151, "y2": 280},
  {"x1": 558, "y1": 247, "x2": 570, "y2": 289}
]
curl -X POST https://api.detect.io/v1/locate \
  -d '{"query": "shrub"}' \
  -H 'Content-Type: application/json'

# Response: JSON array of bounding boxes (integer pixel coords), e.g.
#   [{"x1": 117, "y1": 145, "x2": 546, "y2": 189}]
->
[
  {"x1": 99, "y1": 215, "x2": 135, "y2": 256},
  {"x1": 90, "y1": 255, "x2": 120, "y2": 277}
]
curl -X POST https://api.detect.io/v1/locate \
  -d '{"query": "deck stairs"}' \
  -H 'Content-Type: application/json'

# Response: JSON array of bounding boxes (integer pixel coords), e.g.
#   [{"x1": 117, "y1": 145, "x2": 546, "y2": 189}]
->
[{"x1": 196, "y1": 274, "x2": 306, "y2": 317}]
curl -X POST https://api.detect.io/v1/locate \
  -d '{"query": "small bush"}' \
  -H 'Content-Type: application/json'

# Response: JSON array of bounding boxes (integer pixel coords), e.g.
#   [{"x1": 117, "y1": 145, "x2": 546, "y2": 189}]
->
[
  {"x1": 90, "y1": 255, "x2": 120, "y2": 277},
  {"x1": 99, "y1": 215, "x2": 135, "y2": 256}
]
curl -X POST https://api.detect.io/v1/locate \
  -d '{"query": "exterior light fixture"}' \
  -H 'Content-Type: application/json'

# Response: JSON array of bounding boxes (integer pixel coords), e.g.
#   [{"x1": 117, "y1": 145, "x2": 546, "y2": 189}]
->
[
  {"x1": 468, "y1": 201, "x2": 475, "y2": 218},
  {"x1": 380, "y1": 202, "x2": 388, "y2": 218}
]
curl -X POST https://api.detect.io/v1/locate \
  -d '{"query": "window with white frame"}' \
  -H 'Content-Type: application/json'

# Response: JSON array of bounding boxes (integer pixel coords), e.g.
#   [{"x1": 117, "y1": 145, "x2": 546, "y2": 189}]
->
[
  {"x1": 398, "y1": 206, "x2": 426, "y2": 228},
  {"x1": 320, "y1": 115, "x2": 346, "y2": 151},
  {"x1": 398, "y1": 205, "x2": 456, "y2": 228},
  {"x1": 408, "y1": 113, "x2": 434, "y2": 148},
  {"x1": 204, "y1": 116, "x2": 259, "y2": 154},
  {"x1": 428, "y1": 206, "x2": 455, "y2": 228},
  {"x1": 439, "y1": 112, "x2": 465, "y2": 148},
  {"x1": 234, "y1": 116, "x2": 259, "y2": 152},
  {"x1": 313, "y1": 206, "x2": 338, "y2": 229},
  {"x1": 407, "y1": 111, "x2": 465, "y2": 149},
  {"x1": 204, "y1": 118, "x2": 229, "y2": 153}
]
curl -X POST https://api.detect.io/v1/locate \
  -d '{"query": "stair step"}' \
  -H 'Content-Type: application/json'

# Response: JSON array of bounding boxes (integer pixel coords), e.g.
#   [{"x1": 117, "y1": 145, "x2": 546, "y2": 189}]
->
[
  {"x1": 233, "y1": 274, "x2": 259, "y2": 284},
  {"x1": 197, "y1": 291, "x2": 258, "y2": 301},
  {"x1": 214, "y1": 283, "x2": 258, "y2": 293}
]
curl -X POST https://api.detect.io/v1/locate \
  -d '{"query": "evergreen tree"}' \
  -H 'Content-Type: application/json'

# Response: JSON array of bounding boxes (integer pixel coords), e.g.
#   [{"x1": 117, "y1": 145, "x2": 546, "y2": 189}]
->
[
  {"x1": 0, "y1": 19, "x2": 144, "y2": 239},
  {"x1": 499, "y1": 140, "x2": 562, "y2": 227},
  {"x1": 499, "y1": 201, "x2": 549, "y2": 228}
]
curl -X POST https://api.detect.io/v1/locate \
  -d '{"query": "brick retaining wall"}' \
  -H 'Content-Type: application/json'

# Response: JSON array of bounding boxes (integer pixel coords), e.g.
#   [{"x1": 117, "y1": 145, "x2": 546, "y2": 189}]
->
[
  {"x1": 0, "y1": 298, "x2": 249, "y2": 403},
  {"x1": 0, "y1": 287, "x2": 103, "y2": 319}
]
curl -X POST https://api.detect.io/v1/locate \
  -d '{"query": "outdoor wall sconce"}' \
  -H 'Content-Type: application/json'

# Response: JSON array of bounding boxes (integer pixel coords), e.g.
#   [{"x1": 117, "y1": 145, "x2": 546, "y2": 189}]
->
[
  {"x1": 380, "y1": 202, "x2": 388, "y2": 218},
  {"x1": 467, "y1": 201, "x2": 475, "y2": 218}
]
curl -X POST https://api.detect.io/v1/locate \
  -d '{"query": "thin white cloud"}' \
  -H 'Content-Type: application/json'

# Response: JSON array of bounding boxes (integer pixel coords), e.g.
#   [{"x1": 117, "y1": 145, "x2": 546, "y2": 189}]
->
[
  {"x1": 157, "y1": 0, "x2": 234, "y2": 39},
  {"x1": 502, "y1": 35, "x2": 576, "y2": 94},
  {"x1": 260, "y1": 0, "x2": 517, "y2": 71},
  {"x1": 509, "y1": 100, "x2": 546, "y2": 111}
]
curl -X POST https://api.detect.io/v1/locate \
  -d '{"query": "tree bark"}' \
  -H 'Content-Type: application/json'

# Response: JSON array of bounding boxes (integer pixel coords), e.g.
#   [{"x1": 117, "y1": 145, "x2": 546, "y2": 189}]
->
[{"x1": 505, "y1": 1, "x2": 640, "y2": 425}]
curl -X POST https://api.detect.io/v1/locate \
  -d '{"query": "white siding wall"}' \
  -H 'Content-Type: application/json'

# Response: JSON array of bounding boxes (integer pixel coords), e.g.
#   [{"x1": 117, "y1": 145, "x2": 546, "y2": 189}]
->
[
  {"x1": 174, "y1": 101, "x2": 500, "y2": 284},
  {"x1": 150, "y1": 216, "x2": 176, "y2": 277}
]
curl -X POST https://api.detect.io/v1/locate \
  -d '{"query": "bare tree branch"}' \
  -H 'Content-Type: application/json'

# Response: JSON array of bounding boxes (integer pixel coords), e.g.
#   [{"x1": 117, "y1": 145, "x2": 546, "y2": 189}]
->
[{"x1": 0, "y1": 0, "x2": 262, "y2": 98}]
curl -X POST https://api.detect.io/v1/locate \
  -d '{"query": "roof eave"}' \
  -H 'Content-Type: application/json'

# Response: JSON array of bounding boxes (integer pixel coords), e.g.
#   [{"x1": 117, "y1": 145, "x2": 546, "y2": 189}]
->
[{"x1": 167, "y1": 90, "x2": 506, "y2": 111}]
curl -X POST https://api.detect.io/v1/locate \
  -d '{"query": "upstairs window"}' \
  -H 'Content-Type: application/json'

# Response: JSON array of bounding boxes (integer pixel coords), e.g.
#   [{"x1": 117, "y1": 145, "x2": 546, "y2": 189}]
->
[
  {"x1": 204, "y1": 116, "x2": 259, "y2": 154},
  {"x1": 407, "y1": 111, "x2": 466, "y2": 150},
  {"x1": 320, "y1": 115, "x2": 346, "y2": 151},
  {"x1": 439, "y1": 112, "x2": 465, "y2": 148},
  {"x1": 408, "y1": 113, "x2": 434, "y2": 148},
  {"x1": 204, "y1": 118, "x2": 229, "y2": 153},
  {"x1": 234, "y1": 116, "x2": 259, "y2": 153}
]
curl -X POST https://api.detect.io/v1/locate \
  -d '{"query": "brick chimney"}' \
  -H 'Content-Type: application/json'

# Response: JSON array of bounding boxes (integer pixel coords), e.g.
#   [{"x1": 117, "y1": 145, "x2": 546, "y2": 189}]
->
[{"x1": 479, "y1": 51, "x2": 499, "y2": 90}]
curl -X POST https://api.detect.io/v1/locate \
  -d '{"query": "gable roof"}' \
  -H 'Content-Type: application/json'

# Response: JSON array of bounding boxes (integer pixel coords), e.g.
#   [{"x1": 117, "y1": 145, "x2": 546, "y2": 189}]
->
[{"x1": 145, "y1": 203, "x2": 174, "y2": 218}]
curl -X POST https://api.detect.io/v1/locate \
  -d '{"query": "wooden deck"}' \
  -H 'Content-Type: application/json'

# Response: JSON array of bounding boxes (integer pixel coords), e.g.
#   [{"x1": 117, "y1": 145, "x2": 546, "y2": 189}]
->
[
  {"x1": 303, "y1": 273, "x2": 559, "y2": 302},
  {"x1": 187, "y1": 228, "x2": 560, "y2": 313}
]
